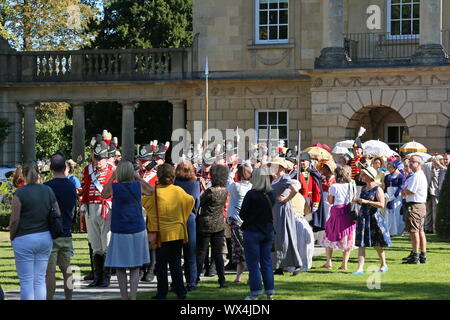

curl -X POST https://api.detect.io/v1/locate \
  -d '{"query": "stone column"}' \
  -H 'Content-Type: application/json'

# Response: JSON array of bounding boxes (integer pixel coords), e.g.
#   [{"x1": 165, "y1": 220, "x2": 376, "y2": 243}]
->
[
  {"x1": 412, "y1": 0, "x2": 447, "y2": 65},
  {"x1": 170, "y1": 100, "x2": 187, "y2": 161},
  {"x1": 171, "y1": 100, "x2": 186, "y2": 132},
  {"x1": 120, "y1": 101, "x2": 136, "y2": 162},
  {"x1": 22, "y1": 102, "x2": 36, "y2": 162},
  {"x1": 315, "y1": 0, "x2": 350, "y2": 68},
  {"x1": 71, "y1": 102, "x2": 85, "y2": 162}
]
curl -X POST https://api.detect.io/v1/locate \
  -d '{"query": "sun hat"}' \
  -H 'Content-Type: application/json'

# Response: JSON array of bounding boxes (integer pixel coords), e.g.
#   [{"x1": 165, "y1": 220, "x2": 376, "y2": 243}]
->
[
  {"x1": 269, "y1": 157, "x2": 291, "y2": 170},
  {"x1": 361, "y1": 166, "x2": 378, "y2": 181}
]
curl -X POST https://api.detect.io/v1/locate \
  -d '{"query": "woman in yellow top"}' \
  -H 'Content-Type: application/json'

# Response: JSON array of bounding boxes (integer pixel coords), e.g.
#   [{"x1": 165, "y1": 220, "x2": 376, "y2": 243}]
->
[{"x1": 142, "y1": 163, "x2": 194, "y2": 300}]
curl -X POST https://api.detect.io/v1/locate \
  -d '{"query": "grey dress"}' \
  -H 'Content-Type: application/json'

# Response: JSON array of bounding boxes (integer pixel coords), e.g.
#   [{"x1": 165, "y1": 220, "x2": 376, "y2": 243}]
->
[{"x1": 271, "y1": 175, "x2": 302, "y2": 269}]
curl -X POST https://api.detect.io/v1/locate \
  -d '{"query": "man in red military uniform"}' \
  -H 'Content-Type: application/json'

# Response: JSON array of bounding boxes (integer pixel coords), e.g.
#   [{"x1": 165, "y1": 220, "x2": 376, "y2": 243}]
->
[
  {"x1": 299, "y1": 152, "x2": 321, "y2": 212},
  {"x1": 350, "y1": 137, "x2": 364, "y2": 185},
  {"x1": 80, "y1": 137, "x2": 114, "y2": 287}
]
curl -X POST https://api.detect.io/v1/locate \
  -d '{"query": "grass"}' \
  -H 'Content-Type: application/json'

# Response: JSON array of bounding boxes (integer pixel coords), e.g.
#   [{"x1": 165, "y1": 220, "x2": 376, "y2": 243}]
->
[
  {"x1": 137, "y1": 235, "x2": 450, "y2": 300},
  {"x1": 0, "y1": 232, "x2": 91, "y2": 292},
  {"x1": 1, "y1": 232, "x2": 450, "y2": 299}
]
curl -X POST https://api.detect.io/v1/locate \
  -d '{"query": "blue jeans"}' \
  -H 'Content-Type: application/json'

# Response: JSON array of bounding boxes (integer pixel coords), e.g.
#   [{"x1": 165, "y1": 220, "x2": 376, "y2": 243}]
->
[
  {"x1": 12, "y1": 231, "x2": 53, "y2": 300},
  {"x1": 183, "y1": 213, "x2": 197, "y2": 287},
  {"x1": 243, "y1": 230, "x2": 275, "y2": 296}
]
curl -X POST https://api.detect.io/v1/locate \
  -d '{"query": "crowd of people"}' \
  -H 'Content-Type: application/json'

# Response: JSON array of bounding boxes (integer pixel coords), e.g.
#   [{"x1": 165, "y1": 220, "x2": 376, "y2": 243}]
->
[{"x1": 6, "y1": 130, "x2": 449, "y2": 300}]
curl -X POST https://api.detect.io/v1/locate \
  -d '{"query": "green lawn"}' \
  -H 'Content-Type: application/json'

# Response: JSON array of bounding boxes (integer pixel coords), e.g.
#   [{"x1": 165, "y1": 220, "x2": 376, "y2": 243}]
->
[
  {"x1": 0, "y1": 232, "x2": 91, "y2": 292},
  {"x1": 1, "y1": 232, "x2": 450, "y2": 299},
  {"x1": 138, "y1": 235, "x2": 450, "y2": 300}
]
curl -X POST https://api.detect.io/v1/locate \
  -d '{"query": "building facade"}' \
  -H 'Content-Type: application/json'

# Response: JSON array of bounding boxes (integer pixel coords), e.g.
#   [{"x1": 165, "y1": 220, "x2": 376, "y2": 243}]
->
[{"x1": 1, "y1": 0, "x2": 450, "y2": 165}]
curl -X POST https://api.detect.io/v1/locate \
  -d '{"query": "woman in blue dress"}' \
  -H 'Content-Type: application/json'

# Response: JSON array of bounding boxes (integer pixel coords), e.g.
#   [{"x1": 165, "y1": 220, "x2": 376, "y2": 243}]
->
[
  {"x1": 353, "y1": 166, "x2": 392, "y2": 274},
  {"x1": 383, "y1": 160, "x2": 405, "y2": 236},
  {"x1": 269, "y1": 158, "x2": 302, "y2": 276}
]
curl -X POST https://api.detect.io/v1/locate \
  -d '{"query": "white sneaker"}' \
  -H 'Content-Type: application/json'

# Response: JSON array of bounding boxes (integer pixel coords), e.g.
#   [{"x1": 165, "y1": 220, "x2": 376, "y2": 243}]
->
[{"x1": 244, "y1": 296, "x2": 259, "y2": 300}]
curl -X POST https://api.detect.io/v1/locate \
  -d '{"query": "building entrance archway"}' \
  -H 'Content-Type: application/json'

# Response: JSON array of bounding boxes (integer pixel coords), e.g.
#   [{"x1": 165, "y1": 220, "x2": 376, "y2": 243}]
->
[{"x1": 346, "y1": 105, "x2": 408, "y2": 153}]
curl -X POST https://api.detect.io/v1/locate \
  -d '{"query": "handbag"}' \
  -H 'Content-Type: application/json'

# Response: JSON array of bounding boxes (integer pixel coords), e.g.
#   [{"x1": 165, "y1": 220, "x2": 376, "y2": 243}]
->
[
  {"x1": 345, "y1": 182, "x2": 358, "y2": 221},
  {"x1": 48, "y1": 205, "x2": 64, "y2": 239},
  {"x1": 149, "y1": 183, "x2": 162, "y2": 250}
]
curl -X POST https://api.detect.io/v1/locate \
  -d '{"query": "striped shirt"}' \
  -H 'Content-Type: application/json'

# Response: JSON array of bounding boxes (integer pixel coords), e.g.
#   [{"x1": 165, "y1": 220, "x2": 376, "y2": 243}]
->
[{"x1": 350, "y1": 156, "x2": 361, "y2": 180}]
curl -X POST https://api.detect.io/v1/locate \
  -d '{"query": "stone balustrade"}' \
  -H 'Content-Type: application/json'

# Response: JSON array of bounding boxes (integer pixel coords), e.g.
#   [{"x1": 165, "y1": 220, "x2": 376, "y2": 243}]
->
[{"x1": 0, "y1": 48, "x2": 192, "y2": 83}]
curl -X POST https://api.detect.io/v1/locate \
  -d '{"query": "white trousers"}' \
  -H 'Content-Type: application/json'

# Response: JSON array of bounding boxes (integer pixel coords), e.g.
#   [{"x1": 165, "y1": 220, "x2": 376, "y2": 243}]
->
[{"x1": 85, "y1": 204, "x2": 111, "y2": 255}]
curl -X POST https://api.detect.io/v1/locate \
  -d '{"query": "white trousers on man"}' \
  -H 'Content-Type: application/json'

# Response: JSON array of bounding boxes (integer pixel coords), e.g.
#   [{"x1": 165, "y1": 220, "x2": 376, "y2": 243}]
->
[{"x1": 85, "y1": 204, "x2": 111, "y2": 256}]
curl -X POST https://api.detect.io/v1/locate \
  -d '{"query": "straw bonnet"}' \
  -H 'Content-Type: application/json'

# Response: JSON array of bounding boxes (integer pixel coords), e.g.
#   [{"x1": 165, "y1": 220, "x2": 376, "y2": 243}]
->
[{"x1": 269, "y1": 157, "x2": 291, "y2": 170}]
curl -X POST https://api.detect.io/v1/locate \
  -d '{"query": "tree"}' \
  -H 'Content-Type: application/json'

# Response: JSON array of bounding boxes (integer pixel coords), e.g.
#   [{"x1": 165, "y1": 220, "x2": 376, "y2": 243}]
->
[
  {"x1": 83, "y1": 0, "x2": 192, "y2": 144},
  {"x1": 0, "y1": 118, "x2": 12, "y2": 145},
  {"x1": 35, "y1": 103, "x2": 72, "y2": 159},
  {"x1": 436, "y1": 165, "x2": 450, "y2": 239},
  {"x1": 1, "y1": 0, "x2": 100, "y2": 51},
  {"x1": 88, "y1": 0, "x2": 192, "y2": 49}
]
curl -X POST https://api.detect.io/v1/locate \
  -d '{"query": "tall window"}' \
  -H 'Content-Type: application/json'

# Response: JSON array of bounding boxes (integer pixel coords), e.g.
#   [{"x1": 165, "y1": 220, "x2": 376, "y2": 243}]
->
[
  {"x1": 255, "y1": 0, "x2": 289, "y2": 44},
  {"x1": 256, "y1": 110, "x2": 288, "y2": 146},
  {"x1": 385, "y1": 124, "x2": 407, "y2": 152},
  {"x1": 387, "y1": 0, "x2": 420, "y2": 38}
]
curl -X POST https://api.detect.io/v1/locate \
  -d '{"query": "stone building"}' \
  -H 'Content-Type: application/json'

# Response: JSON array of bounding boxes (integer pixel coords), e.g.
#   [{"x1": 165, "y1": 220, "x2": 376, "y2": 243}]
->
[{"x1": 1, "y1": 0, "x2": 450, "y2": 165}]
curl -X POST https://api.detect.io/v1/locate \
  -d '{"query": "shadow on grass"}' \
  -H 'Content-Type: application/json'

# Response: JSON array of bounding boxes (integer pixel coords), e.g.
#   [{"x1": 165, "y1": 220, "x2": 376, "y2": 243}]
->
[{"x1": 168, "y1": 279, "x2": 450, "y2": 300}]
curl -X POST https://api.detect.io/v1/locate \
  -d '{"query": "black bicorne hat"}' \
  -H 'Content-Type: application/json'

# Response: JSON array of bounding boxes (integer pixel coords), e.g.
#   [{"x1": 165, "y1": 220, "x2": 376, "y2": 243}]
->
[
  {"x1": 93, "y1": 141, "x2": 109, "y2": 159},
  {"x1": 137, "y1": 144, "x2": 153, "y2": 161}
]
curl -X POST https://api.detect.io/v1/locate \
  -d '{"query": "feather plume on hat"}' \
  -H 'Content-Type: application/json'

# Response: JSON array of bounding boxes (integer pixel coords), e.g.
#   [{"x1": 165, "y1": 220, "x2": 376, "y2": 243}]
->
[
  {"x1": 357, "y1": 127, "x2": 366, "y2": 138},
  {"x1": 215, "y1": 144, "x2": 221, "y2": 156},
  {"x1": 103, "y1": 130, "x2": 112, "y2": 145},
  {"x1": 164, "y1": 142, "x2": 170, "y2": 150},
  {"x1": 151, "y1": 140, "x2": 158, "y2": 151},
  {"x1": 112, "y1": 137, "x2": 118, "y2": 148}
]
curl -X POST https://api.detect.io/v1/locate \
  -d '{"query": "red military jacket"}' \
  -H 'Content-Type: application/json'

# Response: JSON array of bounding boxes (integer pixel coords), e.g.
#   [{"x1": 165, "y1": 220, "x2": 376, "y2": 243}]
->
[
  {"x1": 301, "y1": 170, "x2": 321, "y2": 208},
  {"x1": 140, "y1": 168, "x2": 158, "y2": 187},
  {"x1": 81, "y1": 163, "x2": 114, "y2": 206}
]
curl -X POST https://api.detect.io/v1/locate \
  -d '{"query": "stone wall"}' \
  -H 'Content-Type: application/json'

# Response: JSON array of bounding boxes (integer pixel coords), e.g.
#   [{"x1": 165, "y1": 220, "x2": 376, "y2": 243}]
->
[
  {"x1": 0, "y1": 90, "x2": 22, "y2": 165},
  {"x1": 309, "y1": 67, "x2": 450, "y2": 153},
  {"x1": 193, "y1": 0, "x2": 323, "y2": 72},
  {"x1": 186, "y1": 79, "x2": 312, "y2": 149}
]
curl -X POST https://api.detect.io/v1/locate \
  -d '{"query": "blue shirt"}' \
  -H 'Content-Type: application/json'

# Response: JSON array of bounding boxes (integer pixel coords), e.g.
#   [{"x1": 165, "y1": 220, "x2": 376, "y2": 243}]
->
[
  {"x1": 174, "y1": 179, "x2": 200, "y2": 214},
  {"x1": 67, "y1": 174, "x2": 81, "y2": 188},
  {"x1": 111, "y1": 181, "x2": 146, "y2": 234},
  {"x1": 44, "y1": 178, "x2": 77, "y2": 237}
]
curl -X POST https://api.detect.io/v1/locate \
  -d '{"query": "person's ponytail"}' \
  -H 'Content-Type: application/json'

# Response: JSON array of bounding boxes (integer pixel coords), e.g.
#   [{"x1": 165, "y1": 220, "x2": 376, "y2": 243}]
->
[{"x1": 23, "y1": 161, "x2": 39, "y2": 184}]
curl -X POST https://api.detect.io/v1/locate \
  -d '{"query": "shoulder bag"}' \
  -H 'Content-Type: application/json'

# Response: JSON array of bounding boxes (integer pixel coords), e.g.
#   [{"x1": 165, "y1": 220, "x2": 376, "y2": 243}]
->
[
  {"x1": 345, "y1": 182, "x2": 358, "y2": 221},
  {"x1": 47, "y1": 187, "x2": 64, "y2": 239},
  {"x1": 149, "y1": 183, "x2": 162, "y2": 250}
]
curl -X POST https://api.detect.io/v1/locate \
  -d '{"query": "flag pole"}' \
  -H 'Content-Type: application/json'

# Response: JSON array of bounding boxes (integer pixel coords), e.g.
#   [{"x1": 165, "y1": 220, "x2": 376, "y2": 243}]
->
[
  {"x1": 297, "y1": 130, "x2": 302, "y2": 181},
  {"x1": 204, "y1": 56, "x2": 209, "y2": 149}
]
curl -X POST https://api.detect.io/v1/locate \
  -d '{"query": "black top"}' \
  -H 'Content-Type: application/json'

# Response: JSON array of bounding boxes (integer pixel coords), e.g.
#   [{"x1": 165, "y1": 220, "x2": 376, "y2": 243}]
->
[
  {"x1": 240, "y1": 189, "x2": 275, "y2": 235},
  {"x1": 44, "y1": 178, "x2": 77, "y2": 237},
  {"x1": 197, "y1": 187, "x2": 228, "y2": 233},
  {"x1": 14, "y1": 184, "x2": 56, "y2": 238}
]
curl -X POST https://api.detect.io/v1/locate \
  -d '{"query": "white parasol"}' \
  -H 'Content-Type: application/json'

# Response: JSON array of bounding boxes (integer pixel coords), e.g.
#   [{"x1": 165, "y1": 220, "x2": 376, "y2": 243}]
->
[
  {"x1": 408, "y1": 152, "x2": 432, "y2": 162},
  {"x1": 363, "y1": 140, "x2": 394, "y2": 157},
  {"x1": 400, "y1": 141, "x2": 428, "y2": 153},
  {"x1": 334, "y1": 140, "x2": 355, "y2": 149},
  {"x1": 332, "y1": 146, "x2": 350, "y2": 154}
]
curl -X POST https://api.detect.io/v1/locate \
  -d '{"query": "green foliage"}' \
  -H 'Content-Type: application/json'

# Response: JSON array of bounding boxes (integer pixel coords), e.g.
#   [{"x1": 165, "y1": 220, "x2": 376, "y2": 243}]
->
[
  {"x1": 88, "y1": 0, "x2": 193, "y2": 49},
  {"x1": 0, "y1": 118, "x2": 12, "y2": 145},
  {"x1": 36, "y1": 103, "x2": 73, "y2": 160},
  {"x1": 1, "y1": 0, "x2": 100, "y2": 50},
  {"x1": 0, "y1": 177, "x2": 15, "y2": 229},
  {"x1": 436, "y1": 165, "x2": 450, "y2": 239}
]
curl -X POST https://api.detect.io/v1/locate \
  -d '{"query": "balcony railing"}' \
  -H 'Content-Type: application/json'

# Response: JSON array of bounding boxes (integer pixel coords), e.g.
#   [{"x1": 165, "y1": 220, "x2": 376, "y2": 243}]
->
[
  {"x1": 0, "y1": 48, "x2": 192, "y2": 83},
  {"x1": 344, "y1": 30, "x2": 450, "y2": 66}
]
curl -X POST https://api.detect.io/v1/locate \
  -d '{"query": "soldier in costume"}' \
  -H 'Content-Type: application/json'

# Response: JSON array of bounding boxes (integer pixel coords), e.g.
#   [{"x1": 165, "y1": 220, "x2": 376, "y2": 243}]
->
[
  {"x1": 350, "y1": 137, "x2": 364, "y2": 185},
  {"x1": 299, "y1": 152, "x2": 326, "y2": 233},
  {"x1": 137, "y1": 141, "x2": 170, "y2": 282},
  {"x1": 80, "y1": 136, "x2": 115, "y2": 287}
]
